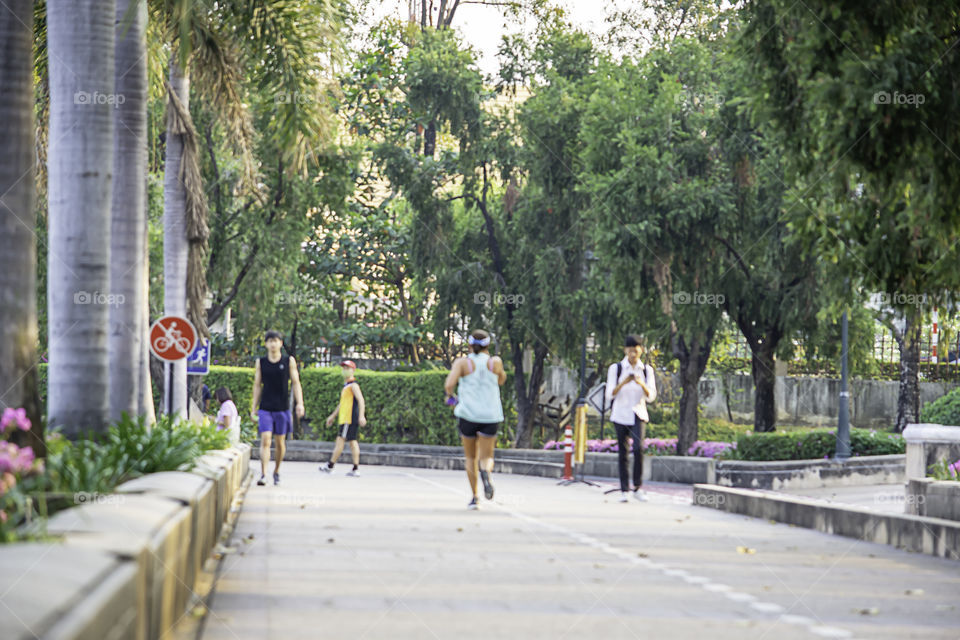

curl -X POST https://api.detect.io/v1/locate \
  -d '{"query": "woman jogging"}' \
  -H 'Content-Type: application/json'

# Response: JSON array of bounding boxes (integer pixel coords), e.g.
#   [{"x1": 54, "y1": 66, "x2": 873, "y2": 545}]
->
[{"x1": 444, "y1": 329, "x2": 506, "y2": 510}]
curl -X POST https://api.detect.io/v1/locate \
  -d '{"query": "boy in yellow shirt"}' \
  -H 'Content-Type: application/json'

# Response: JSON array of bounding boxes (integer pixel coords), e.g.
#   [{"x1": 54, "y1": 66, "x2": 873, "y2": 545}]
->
[{"x1": 319, "y1": 360, "x2": 366, "y2": 476}]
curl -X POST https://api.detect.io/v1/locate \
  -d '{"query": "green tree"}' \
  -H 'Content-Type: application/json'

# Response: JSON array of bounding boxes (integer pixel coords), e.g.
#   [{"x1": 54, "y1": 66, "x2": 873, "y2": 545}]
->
[
  {"x1": 46, "y1": 0, "x2": 116, "y2": 436},
  {"x1": 741, "y1": 0, "x2": 960, "y2": 431},
  {"x1": 713, "y1": 52, "x2": 822, "y2": 432},
  {"x1": 0, "y1": 0, "x2": 43, "y2": 453},
  {"x1": 580, "y1": 39, "x2": 730, "y2": 454}
]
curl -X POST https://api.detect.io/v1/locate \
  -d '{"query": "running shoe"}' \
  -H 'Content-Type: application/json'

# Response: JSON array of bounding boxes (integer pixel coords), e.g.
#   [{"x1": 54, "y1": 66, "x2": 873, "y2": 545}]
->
[
  {"x1": 273, "y1": 472, "x2": 280, "y2": 486},
  {"x1": 479, "y1": 470, "x2": 494, "y2": 500},
  {"x1": 632, "y1": 490, "x2": 648, "y2": 502},
  {"x1": 467, "y1": 497, "x2": 479, "y2": 510},
  {"x1": 319, "y1": 464, "x2": 334, "y2": 474},
  {"x1": 256, "y1": 474, "x2": 266, "y2": 486},
  {"x1": 346, "y1": 468, "x2": 360, "y2": 477},
  {"x1": 619, "y1": 491, "x2": 629, "y2": 503}
]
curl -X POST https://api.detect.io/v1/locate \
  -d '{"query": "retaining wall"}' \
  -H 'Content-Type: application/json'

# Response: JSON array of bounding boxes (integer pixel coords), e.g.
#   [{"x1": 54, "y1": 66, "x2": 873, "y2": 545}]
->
[
  {"x1": 693, "y1": 484, "x2": 960, "y2": 561},
  {"x1": 0, "y1": 443, "x2": 250, "y2": 640}
]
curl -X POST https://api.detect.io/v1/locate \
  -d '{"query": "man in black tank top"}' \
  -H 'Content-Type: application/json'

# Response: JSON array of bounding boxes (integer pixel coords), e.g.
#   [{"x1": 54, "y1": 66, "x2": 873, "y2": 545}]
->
[{"x1": 251, "y1": 330, "x2": 305, "y2": 486}]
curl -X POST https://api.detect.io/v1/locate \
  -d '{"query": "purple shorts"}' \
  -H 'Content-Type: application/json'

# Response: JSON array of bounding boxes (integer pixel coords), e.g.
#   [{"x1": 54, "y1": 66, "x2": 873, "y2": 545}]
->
[{"x1": 258, "y1": 410, "x2": 292, "y2": 436}]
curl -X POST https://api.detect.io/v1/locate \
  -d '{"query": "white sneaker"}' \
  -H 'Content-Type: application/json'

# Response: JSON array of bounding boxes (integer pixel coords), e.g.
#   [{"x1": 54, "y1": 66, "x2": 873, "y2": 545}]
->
[
  {"x1": 319, "y1": 465, "x2": 334, "y2": 474},
  {"x1": 619, "y1": 492, "x2": 629, "y2": 503},
  {"x1": 632, "y1": 490, "x2": 648, "y2": 502},
  {"x1": 346, "y1": 469, "x2": 360, "y2": 477}
]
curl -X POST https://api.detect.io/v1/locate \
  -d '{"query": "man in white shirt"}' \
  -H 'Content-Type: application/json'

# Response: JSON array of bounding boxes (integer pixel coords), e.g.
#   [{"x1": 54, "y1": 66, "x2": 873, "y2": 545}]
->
[{"x1": 605, "y1": 335, "x2": 657, "y2": 502}]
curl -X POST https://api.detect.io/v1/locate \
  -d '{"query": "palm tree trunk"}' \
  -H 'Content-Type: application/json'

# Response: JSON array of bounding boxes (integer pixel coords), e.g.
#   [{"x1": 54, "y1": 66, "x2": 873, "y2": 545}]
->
[
  {"x1": 0, "y1": 0, "x2": 44, "y2": 455},
  {"x1": 47, "y1": 0, "x2": 116, "y2": 437},
  {"x1": 109, "y1": 0, "x2": 147, "y2": 422},
  {"x1": 163, "y1": 58, "x2": 190, "y2": 417}
]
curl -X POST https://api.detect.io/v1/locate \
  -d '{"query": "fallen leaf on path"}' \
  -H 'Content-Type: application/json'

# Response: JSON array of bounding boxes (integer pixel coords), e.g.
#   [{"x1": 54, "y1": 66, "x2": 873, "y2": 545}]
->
[
  {"x1": 904, "y1": 589, "x2": 924, "y2": 596},
  {"x1": 736, "y1": 546, "x2": 756, "y2": 555}
]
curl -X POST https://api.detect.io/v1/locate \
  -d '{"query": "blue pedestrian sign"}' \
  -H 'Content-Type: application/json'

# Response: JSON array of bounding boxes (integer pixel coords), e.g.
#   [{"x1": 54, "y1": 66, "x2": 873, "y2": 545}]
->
[{"x1": 187, "y1": 339, "x2": 210, "y2": 375}]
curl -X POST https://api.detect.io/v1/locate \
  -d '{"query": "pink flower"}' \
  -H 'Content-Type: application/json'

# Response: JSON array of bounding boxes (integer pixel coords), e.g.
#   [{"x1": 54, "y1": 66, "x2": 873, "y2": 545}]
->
[{"x1": 0, "y1": 407, "x2": 30, "y2": 432}]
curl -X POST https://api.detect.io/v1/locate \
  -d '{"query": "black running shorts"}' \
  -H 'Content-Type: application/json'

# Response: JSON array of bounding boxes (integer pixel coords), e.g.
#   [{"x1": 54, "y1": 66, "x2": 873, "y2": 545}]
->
[
  {"x1": 458, "y1": 418, "x2": 499, "y2": 438},
  {"x1": 338, "y1": 422, "x2": 359, "y2": 441}
]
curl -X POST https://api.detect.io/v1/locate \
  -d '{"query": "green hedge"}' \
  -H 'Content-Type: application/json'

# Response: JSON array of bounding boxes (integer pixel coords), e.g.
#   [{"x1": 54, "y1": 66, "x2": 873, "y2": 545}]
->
[
  {"x1": 731, "y1": 428, "x2": 905, "y2": 461},
  {"x1": 37, "y1": 364, "x2": 490, "y2": 447},
  {"x1": 205, "y1": 365, "x2": 461, "y2": 446},
  {"x1": 920, "y1": 386, "x2": 960, "y2": 426}
]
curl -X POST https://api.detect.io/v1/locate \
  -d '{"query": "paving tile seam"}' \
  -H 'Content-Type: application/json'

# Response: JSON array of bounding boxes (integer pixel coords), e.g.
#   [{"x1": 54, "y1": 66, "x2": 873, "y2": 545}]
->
[{"x1": 404, "y1": 471, "x2": 857, "y2": 640}]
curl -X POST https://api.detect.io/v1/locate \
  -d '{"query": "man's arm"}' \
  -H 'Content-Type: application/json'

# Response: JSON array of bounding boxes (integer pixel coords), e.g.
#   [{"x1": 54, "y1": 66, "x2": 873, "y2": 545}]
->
[
  {"x1": 351, "y1": 382, "x2": 367, "y2": 426},
  {"x1": 289, "y1": 356, "x2": 305, "y2": 418},
  {"x1": 642, "y1": 364, "x2": 657, "y2": 402},
  {"x1": 250, "y1": 359, "x2": 262, "y2": 419}
]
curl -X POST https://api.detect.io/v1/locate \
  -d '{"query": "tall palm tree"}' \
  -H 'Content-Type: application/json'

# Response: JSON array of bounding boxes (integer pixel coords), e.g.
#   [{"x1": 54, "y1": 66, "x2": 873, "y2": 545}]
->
[
  {"x1": 109, "y1": 0, "x2": 148, "y2": 422},
  {"x1": 0, "y1": 0, "x2": 44, "y2": 454},
  {"x1": 46, "y1": 0, "x2": 116, "y2": 436},
  {"x1": 162, "y1": 57, "x2": 197, "y2": 417},
  {"x1": 155, "y1": 0, "x2": 345, "y2": 416}
]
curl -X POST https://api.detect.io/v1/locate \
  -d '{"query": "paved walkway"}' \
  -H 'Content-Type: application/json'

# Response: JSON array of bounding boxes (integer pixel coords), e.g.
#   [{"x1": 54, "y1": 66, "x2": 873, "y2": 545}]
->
[{"x1": 200, "y1": 463, "x2": 960, "y2": 640}]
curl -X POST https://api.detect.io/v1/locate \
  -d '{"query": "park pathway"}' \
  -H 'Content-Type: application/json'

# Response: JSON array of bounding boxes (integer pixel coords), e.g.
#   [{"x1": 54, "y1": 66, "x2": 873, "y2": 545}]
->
[{"x1": 199, "y1": 462, "x2": 960, "y2": 640}]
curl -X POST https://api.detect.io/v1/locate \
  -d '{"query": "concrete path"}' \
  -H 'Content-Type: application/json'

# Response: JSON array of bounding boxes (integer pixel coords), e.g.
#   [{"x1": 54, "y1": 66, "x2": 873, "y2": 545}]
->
[{"x1": 201, "y1": 463, "x2": 960, "y2": 640}]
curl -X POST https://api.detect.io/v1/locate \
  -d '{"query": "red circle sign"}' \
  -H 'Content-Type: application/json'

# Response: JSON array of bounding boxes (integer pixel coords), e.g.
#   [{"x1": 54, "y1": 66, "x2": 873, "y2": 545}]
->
[{"x1": 149, "y1": 316, "x2": 198, "y2": 362}]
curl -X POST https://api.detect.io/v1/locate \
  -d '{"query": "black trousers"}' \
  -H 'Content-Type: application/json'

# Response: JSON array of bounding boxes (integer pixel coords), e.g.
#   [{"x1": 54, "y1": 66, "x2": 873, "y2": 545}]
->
[{"x1": 614, "y1": 418, "x2": 645, "y2": 492}]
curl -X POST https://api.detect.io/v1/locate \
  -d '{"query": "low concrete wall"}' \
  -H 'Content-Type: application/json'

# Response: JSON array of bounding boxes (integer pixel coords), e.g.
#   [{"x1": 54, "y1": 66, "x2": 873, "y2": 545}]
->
[
  {"x1": 693, "y1": 484, "x2": 960, "y2": 561},
  {"x1": 543, "y1": 364, "x2": 959, "y2": 429},
  {"x1": 715, "y1": 455, "x2": 905, "y2": 490},
  {"x1": 268, "y1": 441, "x2": 908, "y2": 490},
  {"x1": 903, "y1": 423, "x2": 960, "y2": 479},
  {"x1": 0, "y1": 443, "x2": 250, "y2": 640},
  {"x1": 907, "y1": 477, "x2": 960, "y2": 521},
  {"x1": 270, "y1": 441, "x2": 718, "y2": 485}
]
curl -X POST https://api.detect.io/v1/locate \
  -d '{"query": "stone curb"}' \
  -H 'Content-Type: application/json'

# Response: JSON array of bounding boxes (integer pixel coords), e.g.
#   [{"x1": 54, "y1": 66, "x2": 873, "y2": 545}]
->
[
  {"x1": 692, "y1": 483, "x2": 960, "y2": 561},
  {"x1": 0, "y1": 443, "x2": 251, "y2": 640}
]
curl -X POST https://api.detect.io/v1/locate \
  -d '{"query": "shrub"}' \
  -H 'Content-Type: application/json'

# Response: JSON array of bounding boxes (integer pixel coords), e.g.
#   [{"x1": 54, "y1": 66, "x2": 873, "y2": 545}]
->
[
  {"x1": 543, "y1": 437, "x2": 735, "y2": 458},
  {"x1": 3, "y1": 414, "x2": 232, "y2": 543},
  {"x1": 929, "y1": 458, "x2": 960, "y2": 481},
  {"x1": 206, "y1": 365, "x2": 461, "y2": 446},
  {"x1": 730, "y1": 428, "x2": 904, "y2": 461},
  {"x1": 646, "y1": 417, "x2": 749, "y2": 442},
  {"x1": 920, "y1": 387, "x2": 960, "y2": 426}
]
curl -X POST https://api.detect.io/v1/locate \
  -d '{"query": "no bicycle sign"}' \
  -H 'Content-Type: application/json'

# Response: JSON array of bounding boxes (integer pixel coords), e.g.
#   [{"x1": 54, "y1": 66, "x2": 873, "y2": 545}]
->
[{"x1": 149, "y1": 316, "x2": 198, "y2": 362}]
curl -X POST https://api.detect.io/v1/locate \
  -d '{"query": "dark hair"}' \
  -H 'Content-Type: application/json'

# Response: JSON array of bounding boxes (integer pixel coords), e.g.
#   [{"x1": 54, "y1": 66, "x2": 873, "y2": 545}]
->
[
  {"x1": 215, "y1": 387, "x2": 233, "y2": 403},
  {"x1": 470, "y1": 329, "x2": 491, "y2": 354},
  {"x1": 264, "y1": 330, "x2": 283, "y2": 342},
  {"x1": 624, "y1": 334, "x2": 641, "y2": 348}
]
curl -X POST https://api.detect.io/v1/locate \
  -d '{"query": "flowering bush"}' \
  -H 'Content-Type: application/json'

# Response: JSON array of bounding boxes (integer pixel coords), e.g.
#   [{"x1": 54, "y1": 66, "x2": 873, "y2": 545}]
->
[
  {"x1": 929, "y1": 458, "x2": 960, "y2": 482},
  {"x1": 0, "y1": 408, "x2": 42, "y2": 537},
  {"x1": 543, "y1": 437, "x2": 735, "y2": 458}
]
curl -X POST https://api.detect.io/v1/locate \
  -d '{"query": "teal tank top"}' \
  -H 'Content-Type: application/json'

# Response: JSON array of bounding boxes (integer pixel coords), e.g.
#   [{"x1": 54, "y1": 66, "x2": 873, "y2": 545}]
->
[{"x1": 453, "y1": 352, "x2": 504, "y2": 423}]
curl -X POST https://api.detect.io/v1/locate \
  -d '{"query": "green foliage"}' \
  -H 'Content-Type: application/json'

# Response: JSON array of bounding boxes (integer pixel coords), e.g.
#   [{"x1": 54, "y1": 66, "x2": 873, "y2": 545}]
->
[
  {"x1": 2, "y1": 415, "x2": 233, "y2": 543},
  {"x1": 46, "y1": 414, "x2": 232, "y2": 495},
  {"x1": 928, "y1": 458, "x2": 959, "y2": 482},
  {"x1": 742, "y1": 0, "x2": 960, "y2": 311},
  {"x1": 204, "y1": 365, "x2": 460, "y2": 446},
  {"x1": 919, "y1": 387, "x2": 960, "y2": 426},
  {"x1": 646, "y1": 417, "x2": 750, "y2": 443},
  {"x1": 730, "y1": 428, "x2": 904, "y2": 462}
]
